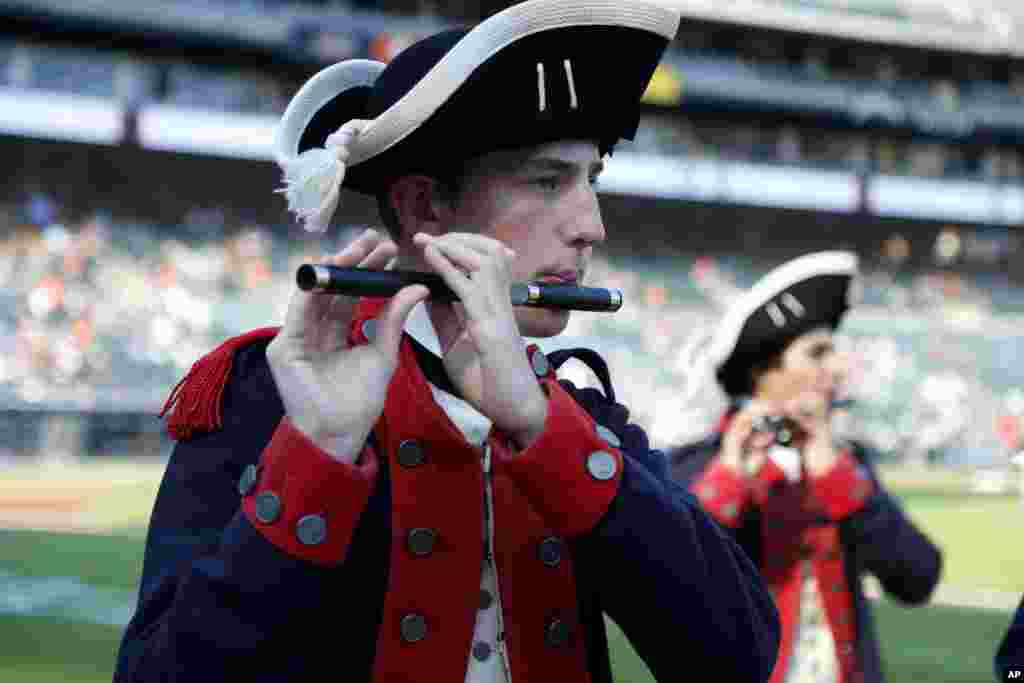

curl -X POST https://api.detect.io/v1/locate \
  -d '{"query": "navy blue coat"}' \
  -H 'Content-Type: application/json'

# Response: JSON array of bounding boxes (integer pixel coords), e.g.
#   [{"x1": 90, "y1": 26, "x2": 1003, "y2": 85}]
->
[
  {"x1": 114, "y1": 338, "x2": 780, "y2": 682},
  {"x1": 997, "y1": 595, "x2": 1024, "y2": 681},
  {"x1": 669, "y1": 434, "x2": 942, "y2": 683}
]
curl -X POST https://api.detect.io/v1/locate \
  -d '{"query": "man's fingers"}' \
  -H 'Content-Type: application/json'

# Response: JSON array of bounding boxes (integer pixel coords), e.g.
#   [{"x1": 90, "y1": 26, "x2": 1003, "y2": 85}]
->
[
  {"x1": 279, "y1": 289, "x2": 318, "y2": 341},
  {"x1": 420, "y1": 242, "x2": 482, "y2": 301},
  {"x1": 331, "y1": 228, "x2": 388, "y2": 267},
  {"x1": 375, "y1": 285, "x2": 430, "y2": 357},
  {"x1": 355, "y1": 240, "x2": 398, "y2": 270},
  {"x1": 418, "y1": 236, "x2": 485, "y2": 273},
  {"x1": 280, "y1": 231, "x2": 394, "y2": 348},
  {"x1": 414, "y1": 232, "x2": 516, "y2": 263},
  {"x1": 279, "y1": 286, "x2": 354, "y2": 351},
  {"x1": 748, "y1": 431, "x2": 776, "y2": 451},
  {"x1": 421, "y1": 231, "x2": 514, "y2": 259}
]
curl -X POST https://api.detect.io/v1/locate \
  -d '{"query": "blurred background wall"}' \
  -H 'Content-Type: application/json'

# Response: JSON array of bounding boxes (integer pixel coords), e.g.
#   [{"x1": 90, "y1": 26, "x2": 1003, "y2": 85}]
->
[
  {"x1": 5, "y1": 2, "x2": 1024, "y2": 682},
  {"x1": 2, "y1": 0, "x2": 1024, "y2": 470}
]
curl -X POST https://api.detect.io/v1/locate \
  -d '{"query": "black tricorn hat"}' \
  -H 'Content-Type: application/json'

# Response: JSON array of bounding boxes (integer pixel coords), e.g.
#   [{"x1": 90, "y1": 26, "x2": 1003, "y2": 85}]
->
[
  {"x1": 707, "y1": 251, "x2": 859, "y2": 397},
  {"x1": 273, "y1": 0, "x2": 680, "y2": 232}
]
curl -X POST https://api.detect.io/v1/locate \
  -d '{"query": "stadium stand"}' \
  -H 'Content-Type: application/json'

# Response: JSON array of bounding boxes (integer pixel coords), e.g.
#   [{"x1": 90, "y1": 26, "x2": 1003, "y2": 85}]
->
[
  {"x1": 0, "y1": 0, "x2": 1021, "y2": 468},
  {"x1": 1, "y1": 197, "x2": 1021, "y2": 462}
]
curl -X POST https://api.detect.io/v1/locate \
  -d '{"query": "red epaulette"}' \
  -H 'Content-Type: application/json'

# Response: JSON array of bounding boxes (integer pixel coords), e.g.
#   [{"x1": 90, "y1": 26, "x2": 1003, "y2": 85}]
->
[{"x1": 159, "y1": 327, "x2": 281, "y2": 441}]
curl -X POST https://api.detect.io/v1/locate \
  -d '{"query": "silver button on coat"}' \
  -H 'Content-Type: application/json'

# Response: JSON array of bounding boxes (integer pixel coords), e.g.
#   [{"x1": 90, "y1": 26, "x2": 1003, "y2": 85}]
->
[
  {"x1": 538, "y1": 537, "x2": 562, "y2": 568},
  {"x1": 472, "y1": 641, "x2": 492, "y2": 662},
  {"x1": 406, "y1": 527, "x2": 437, "y2": 556},
  {"x1": 253, "y1": 491, "x2": 282, "y2": 523},
  {"x1": 530, "y1": 351, "x2": 550, "y2": 377},
  {"x1": 545, "y1": 618, "x2": 572, "y2": 648},
  {"x1": 396, "y1": 440, "x2": 426, "y2": 468},
  {"x1": 586, "y1": 450, "x2": 617, "y2": 481},
  {"x1": 296, "y1": 514, "x2": 327, "y2": 546},
  {"x1": 237, "y1": 464, "x2": 258, "y2": 496},
  {"x1": 400, "y1": 613, "x2": 428, "y2": 643}
]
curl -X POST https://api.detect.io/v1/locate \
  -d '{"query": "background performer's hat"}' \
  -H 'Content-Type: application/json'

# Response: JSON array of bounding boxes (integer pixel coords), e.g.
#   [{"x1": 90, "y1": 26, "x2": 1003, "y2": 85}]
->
[
  {"x1": 273, "y1": 0, "x2": 680, "y2": 232},
  {"x1": 706, "y1": 251, "x2": 859, "y2": 396}
]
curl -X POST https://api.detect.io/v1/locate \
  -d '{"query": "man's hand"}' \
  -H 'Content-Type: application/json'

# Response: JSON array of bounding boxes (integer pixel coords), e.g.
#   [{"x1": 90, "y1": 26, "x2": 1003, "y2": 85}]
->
[
  {"x1": 414, "y1": 231, "x2": 548, "y2": 450},
  {"x1": 718, "y1": 400, "x2": 781, "y2": 478},
  {"x1": 782, "y1": 392, "x2": 840, "y2": 477},
  {"x1": 265, "y1": 229, "x2": 430, "y2": 464}
]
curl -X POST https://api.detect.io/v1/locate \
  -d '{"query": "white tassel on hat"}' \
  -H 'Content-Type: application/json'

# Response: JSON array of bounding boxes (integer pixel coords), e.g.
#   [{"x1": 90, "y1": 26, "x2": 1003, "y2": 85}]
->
[{"x1": 277, "y1": 118, "x2": 372, "y2": 233}]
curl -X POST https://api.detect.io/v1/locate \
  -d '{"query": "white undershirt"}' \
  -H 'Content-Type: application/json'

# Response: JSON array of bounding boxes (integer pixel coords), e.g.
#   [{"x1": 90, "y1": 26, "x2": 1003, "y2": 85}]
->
[
  {"x1": 405, "y1": 303, "x2": 512, "y2": 683},
  {"x1": 784, "y1": 562, "x2": 839, "y2": 683}
]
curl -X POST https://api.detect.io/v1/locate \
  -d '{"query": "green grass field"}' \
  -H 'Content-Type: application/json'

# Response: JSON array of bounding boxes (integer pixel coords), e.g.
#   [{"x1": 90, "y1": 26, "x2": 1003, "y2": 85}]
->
[
  {"x1": 0, "y1": 461, "x2": 1020, "y2": 682},
  {"x1": 890, "y1": 490, "x2": 1024, "y2": 593}
]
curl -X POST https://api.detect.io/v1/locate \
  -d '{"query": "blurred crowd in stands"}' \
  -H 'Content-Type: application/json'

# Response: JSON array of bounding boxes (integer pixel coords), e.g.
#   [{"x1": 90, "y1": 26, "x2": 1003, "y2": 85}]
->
[
  {"x1": 0, "y1": 201, "x2": 297, "y2": 407},
  {"x1": 3, "y1": 2, "x2": 1024, "y2": 464},
  {"x1": 2, "y1": 193, "x2": 1023, "y2": 464}
]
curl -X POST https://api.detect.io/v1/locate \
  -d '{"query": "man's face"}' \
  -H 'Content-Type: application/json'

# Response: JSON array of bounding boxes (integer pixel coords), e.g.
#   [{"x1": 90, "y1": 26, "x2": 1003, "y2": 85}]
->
[
  {"x1": 754, "y1": 328, "x2": 847, "y2": 404},
  {"x1": 443, "y1": 140, "x2": 606, "y2": 337}
]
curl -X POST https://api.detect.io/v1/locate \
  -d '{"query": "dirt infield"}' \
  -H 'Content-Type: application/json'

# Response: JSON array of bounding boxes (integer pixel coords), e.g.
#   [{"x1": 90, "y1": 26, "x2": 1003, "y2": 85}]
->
[
  {"x1": 0, "y1": 459, "x2": 165, "y2": 534},
  {"x1": 1, "y1": 461, "x2": 969, "y2": 533}
]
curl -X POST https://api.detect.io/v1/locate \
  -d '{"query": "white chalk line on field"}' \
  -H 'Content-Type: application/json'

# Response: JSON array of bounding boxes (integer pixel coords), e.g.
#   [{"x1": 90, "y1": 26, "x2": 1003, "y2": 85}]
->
[
  {"x1": 0, "y1": 570, "x2": 136, "y2": 627},
  {"x1": 862, "y1": 575, "x2": 1020, "y2": 612},
  {"x1": 0, "y1": 571, "x2": 1017, "y2": 631}
]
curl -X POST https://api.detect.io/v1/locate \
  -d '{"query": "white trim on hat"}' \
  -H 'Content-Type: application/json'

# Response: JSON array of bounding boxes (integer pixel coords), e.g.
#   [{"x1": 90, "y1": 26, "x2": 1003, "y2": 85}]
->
[
  {"x1": 536, "y1": 62, "x2": 547, "y2": 112},
  {"x1": 764, "y1": 301, "x2": 786, "y2": 328},
  {"x1": 274, "y1": 0, "x2": 679, "y2": 167},
  {"x1": 564, "y1": 58, "x2": 578, "y2": 109},
  {"x1": 781, "y1": 292, "x2": 805, "y2": 317},
  {"x1": 705, "y1": 251, "x2": 858, "y2": 372},
  {"x1": 273, "y1": 59, "x2": 385, "y2": 167}
]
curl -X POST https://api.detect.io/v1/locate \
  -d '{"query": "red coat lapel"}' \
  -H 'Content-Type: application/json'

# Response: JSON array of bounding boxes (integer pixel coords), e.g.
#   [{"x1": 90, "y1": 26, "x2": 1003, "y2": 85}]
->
[{"x1": 353, "y1": 300, "x2": 592, "y2": 683}]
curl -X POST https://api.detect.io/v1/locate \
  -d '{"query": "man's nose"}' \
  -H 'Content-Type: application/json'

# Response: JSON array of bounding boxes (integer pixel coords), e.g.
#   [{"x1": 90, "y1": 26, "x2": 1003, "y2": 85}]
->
[
  {"x1": 825, "y1": 351, "x2": 851, "y2": 381},
  {"x1": 564, "y1": 185, "x2": 606, "y2": 246}
]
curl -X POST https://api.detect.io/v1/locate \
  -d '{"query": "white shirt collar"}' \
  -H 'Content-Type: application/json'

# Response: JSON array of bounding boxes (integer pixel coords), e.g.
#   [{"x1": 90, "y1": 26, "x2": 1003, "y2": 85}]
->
[
  {"x1": 404, "y1": 301, "x2": 540, "y2": 355},
  {"x1": 405, "y1": 301, "x2": 444, "y2": 357},
  {"x1": 402, "y1": 302, "x2": 544, "y2": 446},
  {"x1": 404, "y1": 302, "x2": 492, "y2": 444}
]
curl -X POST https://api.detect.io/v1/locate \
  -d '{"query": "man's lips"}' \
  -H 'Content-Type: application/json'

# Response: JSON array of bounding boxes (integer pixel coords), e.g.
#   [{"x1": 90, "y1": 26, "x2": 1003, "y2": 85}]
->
[{"x1": 537, "y1": 271, "x2": 580, "y2": 284}]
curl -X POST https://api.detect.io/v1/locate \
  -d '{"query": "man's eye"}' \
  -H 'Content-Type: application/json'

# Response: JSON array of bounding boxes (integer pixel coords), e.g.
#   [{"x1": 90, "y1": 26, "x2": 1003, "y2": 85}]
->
[
  {"x1": 533, "y1": 176, "x2": 561, "y2": 191},
  {"x1": 589, "y1": 174, "x2": 601, "y2": 188},
  {"x1": 811, "y1": 346, "x2": 832, "y2": 360}
]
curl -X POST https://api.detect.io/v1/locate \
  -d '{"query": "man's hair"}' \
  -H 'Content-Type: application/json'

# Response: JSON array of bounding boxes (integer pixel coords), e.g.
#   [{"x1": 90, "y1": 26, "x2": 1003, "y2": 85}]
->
[
  {"x1": 375, "y1": 174, "x2": 465, "y2": 242},
  {"x1": 717, "y1": 349, "x2": 785, "y2": 399},
  {"x1": 374, "y1": 145, "x2": 544, "y2": 241},
  {"x1": 375, "y1": 191, "x2": 402, "y2": 242},
  {"x1": 719, "y1": 324, "x2": 834, "y2": 398}
]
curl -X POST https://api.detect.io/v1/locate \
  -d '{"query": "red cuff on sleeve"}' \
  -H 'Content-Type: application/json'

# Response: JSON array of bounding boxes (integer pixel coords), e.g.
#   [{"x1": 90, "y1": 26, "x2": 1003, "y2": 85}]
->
[
  {"x1": 494, "y1": 379, "x2": 622, "y2": 538},
  {"x1": 242, "y1": 417, "x2": 378, "y2": 566},
  {"x1": 692, "y1": 459, "x2": 750, "y2": 527},
  {"x1": 809, "y1": 449, "x2": 875, "y2": 521}
]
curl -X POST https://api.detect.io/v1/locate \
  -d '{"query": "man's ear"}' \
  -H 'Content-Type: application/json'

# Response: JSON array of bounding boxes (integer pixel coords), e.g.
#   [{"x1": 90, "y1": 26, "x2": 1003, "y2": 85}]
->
[
  {"x1": 749, "y1": 352, "x2": 784, "y2": 398},
  {"x1": 388, "y1": 176, "x2": 447, "y2": 240}
]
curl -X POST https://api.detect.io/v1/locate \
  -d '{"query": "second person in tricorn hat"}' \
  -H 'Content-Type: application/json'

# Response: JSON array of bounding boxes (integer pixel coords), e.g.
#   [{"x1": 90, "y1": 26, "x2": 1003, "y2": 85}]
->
[
  {"x1": 670, "y1": 251, "x2": 942, "y2": 683},
  {"x1": 114, "y1": 1, "x2": 781, "y2": 681}
]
